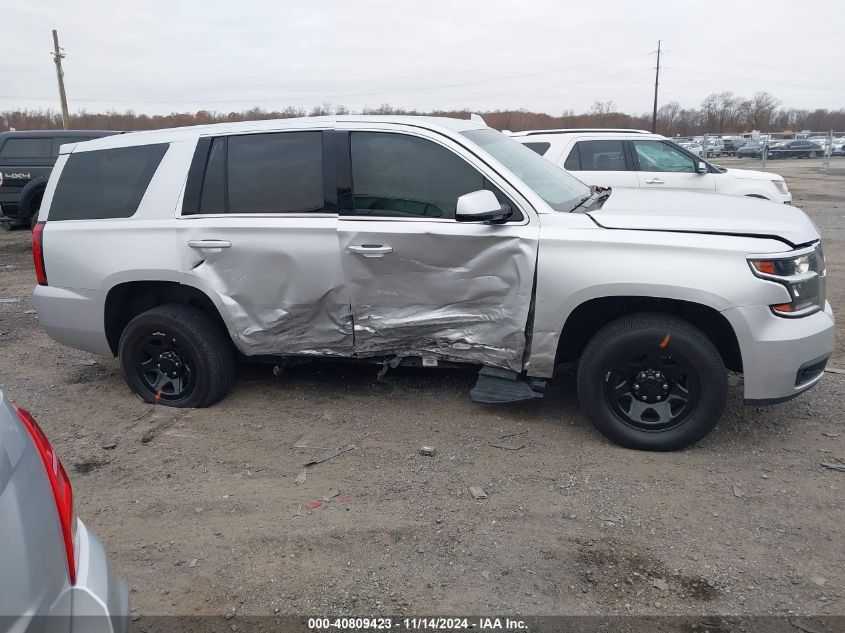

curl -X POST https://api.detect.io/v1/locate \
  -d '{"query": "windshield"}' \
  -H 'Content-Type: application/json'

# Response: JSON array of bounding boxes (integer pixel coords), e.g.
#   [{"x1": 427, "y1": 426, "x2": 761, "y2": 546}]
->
[{"x1": 462, "y1": 128, "x2": 590, "y2": 212}]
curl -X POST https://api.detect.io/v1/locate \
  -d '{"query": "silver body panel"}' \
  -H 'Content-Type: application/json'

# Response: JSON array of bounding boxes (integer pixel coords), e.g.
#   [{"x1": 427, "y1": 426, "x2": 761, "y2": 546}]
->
[
  {"x1": 0, "y1": 390, "x2": 129, "y2": 632},
  {"x1": 34, "y1": 115, "x2": 835, "y2": 404},
  {"x1": 337, "y1": 217, "x2": 537, "y2": 370}
]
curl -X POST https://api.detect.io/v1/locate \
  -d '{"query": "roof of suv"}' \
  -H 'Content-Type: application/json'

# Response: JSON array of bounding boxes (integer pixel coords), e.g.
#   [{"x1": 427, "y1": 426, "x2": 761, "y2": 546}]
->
[
  {"x1": 508, "y1": 128, "x2": 652, "y2": 137},
  {"x1": 68, "y1": 116, "x2": 487, "y2": 152}
]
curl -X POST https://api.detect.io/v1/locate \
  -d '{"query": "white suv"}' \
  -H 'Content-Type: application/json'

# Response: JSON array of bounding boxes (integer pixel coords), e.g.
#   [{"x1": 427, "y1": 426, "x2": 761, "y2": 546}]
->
[
  {"x1": 510, "y1": 129, "x2": 792, "y2": 203},
  {"x1": 32, "y1": 116, "x2": 832, "y2": 451}
]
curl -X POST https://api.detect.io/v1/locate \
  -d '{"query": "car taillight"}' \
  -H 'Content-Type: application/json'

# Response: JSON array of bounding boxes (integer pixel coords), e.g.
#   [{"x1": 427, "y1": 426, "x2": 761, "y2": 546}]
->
[
  {"x1": 32, "y1": 221, "x2": 47, "y2": 286},
  {"x1": 14, "y1": 405, "x2": 77, "y2": 584}
]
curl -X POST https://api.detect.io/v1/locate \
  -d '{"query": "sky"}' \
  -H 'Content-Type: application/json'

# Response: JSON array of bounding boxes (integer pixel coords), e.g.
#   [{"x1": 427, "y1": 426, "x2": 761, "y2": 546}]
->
[{"x1": 2, "y1": 0, "x2": 843, "y2": 116}]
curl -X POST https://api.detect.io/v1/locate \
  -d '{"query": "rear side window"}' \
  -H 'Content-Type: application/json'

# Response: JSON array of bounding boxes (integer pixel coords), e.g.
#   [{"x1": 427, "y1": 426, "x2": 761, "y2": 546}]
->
[
  {"x1": 350, "y1": 132, "x2": 485, "y2": 219},
  {"x1": 522, "y1": 141, "x2": 550, "y2": 156},
  {"x1": 195, "y1": 132, "x2": 324, "y2": 214},
  {"x1": 0, "y1": 138, "x2": 53, "y2": 159},
  {"x1": 48, "y1": 144, "x2": 168, "y2": 221},
  {"x1": 564, "y1": 140, "x2": 627, "y2": 171}
]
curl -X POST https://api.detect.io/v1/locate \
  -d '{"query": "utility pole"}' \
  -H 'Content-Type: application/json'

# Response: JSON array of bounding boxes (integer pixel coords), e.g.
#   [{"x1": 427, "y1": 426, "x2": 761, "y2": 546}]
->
[
  {"x1": 651, "y1": 40, "x2": 661, "y2": 133},
  {"x1": 51, "y1": 29, "x2": 70, "y2": 129}
]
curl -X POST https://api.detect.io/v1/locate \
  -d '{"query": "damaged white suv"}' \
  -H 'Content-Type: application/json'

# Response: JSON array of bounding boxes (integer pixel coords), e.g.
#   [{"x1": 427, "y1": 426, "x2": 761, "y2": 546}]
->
[{"x1": 32, "y1": 116, "x2": 833, "y2": 450}]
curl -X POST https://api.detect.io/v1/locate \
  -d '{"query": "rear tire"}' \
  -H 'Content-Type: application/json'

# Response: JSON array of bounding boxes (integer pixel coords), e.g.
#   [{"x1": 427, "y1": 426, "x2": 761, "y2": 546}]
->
[
  {"x1": 576, "y1": 313, "x2": 727, "y2": 451},
  {"x1": 118, "y1": 303, "x2": 235, "y2": 407},
  {"x1": 17, "y1": 177, "x2": 48, "y2": 230}
]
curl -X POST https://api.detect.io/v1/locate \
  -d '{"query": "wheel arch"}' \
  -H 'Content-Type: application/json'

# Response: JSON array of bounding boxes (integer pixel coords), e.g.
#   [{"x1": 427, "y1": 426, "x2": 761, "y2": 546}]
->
[
  {"x1": 554, "y1": 295, "x2": 742, "y2": 373},
  {"x1": 104, "y1": 280, "x2": 230, "y2": 356}
]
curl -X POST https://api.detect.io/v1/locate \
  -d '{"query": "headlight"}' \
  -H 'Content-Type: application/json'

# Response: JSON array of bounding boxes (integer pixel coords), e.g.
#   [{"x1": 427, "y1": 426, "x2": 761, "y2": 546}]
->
[
  {"x1": 749, "y1": 245, "x2": 826, "y2": 317},
  {"x1": 772, "y1": 179, "x2": 789, "y2": 194}
]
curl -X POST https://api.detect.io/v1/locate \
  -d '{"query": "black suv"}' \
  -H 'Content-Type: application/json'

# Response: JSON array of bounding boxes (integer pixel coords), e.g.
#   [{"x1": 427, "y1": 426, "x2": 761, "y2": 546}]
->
[{"x1": 0, "y1": 130, "x2": 119, "y2": 228}]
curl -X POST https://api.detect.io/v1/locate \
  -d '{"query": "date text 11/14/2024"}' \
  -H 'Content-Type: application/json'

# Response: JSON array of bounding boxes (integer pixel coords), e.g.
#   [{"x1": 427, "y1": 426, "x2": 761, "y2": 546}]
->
[{"x1": 308, "y1": 617, "x2": 529, "y2": 630}]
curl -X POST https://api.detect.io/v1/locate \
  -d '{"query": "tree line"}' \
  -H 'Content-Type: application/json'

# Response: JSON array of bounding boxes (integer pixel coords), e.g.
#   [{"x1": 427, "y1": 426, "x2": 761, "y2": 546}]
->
[{"x1": 2, "y1": 91, "x2": 843, "y2": 135}]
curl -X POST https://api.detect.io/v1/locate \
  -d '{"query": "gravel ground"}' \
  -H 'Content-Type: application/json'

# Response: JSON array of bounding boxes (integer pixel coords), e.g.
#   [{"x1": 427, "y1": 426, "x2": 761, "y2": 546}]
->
[{"x1": 0, "y1": 157, "x2": 842, "y2": 621}]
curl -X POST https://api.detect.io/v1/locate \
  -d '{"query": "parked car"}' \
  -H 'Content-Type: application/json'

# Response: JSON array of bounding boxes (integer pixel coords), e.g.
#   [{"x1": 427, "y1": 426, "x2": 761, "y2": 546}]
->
[
  {"x1": 0, "y1": 389, "x2": 129, "y2": 631},
  {"x1": 721, "y1": 138, "x2": 746, "y2": 156},
  {"x1": 703, "y1": 138, "x2": 724, "y2": 157},
  {"x1": 768, "y1": 140, "x2": 824, "y2": 159},
  {"x1": 807, "y1": 136, "x2": 831, "y2": 153},
  {"x1": 0, "y1": 130, "x2": 119, "y2": 228},
  {"x1": 32, "y1": 116, "x2": 832, "y2": 451},
  {"x1": 676, "y1": 141, "x2": 703, "y2": 157},
  {"x1": 735, "y1": 141, "x2": 769, "y2": 159},
  {"x1": 509, "y1": 129, "x2": 791, "y2": 202}
]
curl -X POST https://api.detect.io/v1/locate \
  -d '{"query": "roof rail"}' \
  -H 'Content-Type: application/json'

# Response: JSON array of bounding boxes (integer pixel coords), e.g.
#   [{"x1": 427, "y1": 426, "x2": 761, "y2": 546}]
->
[{"x1": 510, "y1": 128, "x2": 652, "y2": 137}]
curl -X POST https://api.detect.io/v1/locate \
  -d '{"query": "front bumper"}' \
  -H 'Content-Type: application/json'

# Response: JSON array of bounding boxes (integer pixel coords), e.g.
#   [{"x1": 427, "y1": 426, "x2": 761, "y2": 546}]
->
[
  {"x1": 723, "y1": 302, "x2": 835, "y2": 404},
  {"x1": 54, "y1": 519, "x2": 130, "y2": 633}
]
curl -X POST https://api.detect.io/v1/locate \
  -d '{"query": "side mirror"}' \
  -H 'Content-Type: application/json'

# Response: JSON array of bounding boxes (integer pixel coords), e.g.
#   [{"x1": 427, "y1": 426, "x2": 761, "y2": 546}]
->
[
  {"x1": 697, "y1": 161, "x2": 708, "y2": 174},
  {"x1": 455, "y1": 190, "x2": 512, "y2": 223}
]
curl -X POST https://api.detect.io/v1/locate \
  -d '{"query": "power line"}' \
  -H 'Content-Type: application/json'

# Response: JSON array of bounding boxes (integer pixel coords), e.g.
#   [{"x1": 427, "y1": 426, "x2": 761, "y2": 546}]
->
[
  {"x1": 408, "y1": 68, "x2": 654, "y2": 110},
  {"x1": 0, "y1": 53, "x2": 653, "y2": 107}
]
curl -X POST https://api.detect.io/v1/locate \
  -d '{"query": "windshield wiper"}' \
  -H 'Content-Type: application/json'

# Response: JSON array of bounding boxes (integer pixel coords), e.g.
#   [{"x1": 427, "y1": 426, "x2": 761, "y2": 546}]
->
[
  {"x1": 570, "y1": 186, "x2": 612, "y2": 213},
  {"x1": 569, "y1": 193, "x2": 595, "y2": 212}
]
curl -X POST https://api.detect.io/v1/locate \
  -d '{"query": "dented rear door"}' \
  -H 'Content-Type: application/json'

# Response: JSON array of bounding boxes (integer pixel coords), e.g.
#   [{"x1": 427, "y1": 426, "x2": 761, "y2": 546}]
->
[
  {"x1": 337, "y1": 129, "x2": 538, "y2": 371},
  {"x1": 179, "y1": 129, "x2": 353, "y2": 357}
]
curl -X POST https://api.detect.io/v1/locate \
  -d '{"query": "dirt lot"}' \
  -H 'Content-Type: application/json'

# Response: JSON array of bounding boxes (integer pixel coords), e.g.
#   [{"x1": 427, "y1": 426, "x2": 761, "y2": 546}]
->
[{"x1": 0, "y1": 157, "x2": 843, "y2": 622}]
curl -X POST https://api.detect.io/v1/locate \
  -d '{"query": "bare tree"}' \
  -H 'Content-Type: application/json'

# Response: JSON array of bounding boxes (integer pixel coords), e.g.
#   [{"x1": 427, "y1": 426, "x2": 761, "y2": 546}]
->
[
  {"x1": 3, "y1": 92, "x2": 844, "y2": 135},
  {"x1": 657, "y1": 101, "x2": 682, "y2": 135},
  {"x1": 740, "y1": 91, "x2": 780, "y2": 130},
  {"x1": 715, "y1": 92, "x2": 737, "y2": 133}
]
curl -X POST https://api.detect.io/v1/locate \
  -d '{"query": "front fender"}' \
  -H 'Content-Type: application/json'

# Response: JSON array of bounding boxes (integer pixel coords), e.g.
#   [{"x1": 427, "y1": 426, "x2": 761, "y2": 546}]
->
[{"x1": 525, "y1": 224, "x2": 791, "y2": 377}]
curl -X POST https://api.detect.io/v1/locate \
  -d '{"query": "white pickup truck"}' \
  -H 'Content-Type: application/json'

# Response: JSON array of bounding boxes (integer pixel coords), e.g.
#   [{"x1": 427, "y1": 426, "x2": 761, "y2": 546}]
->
[{"x1": 31, "y1": 116, "x2": 833, "y2": 450}]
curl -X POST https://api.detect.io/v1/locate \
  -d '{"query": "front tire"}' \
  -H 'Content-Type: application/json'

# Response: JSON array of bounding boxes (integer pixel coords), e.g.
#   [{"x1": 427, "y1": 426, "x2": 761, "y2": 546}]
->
[
  {"x1": 576, "y1": 313, "x2": 727, "y2": 451},
  {"x1": 119, "y1": 303, "x2": 235, "y2": 407}
]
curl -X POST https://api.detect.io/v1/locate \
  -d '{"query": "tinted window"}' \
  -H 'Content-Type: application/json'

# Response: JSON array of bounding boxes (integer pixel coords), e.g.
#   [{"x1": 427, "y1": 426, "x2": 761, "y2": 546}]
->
[
  {"x1": 199, "y1": 137, "x2": 226, "y2": 214},
  {"x1": 197, "y1": 132, "x2": 323, "y2": 214},
  {"x1": 350, "y1": 132, "x2": 484, "y2": 219},
  {"x1": 632, "y1": 140, "x2": 695, "y2": 173},
  {"x1": 522, "y1": 142, "x2": 550, "y2": 156},
  {"x1": 49, "y1": 144, "x2": 168, "y2": 221},
  {"x1": 0, "y1": 138, "x2": 52, "y2": 159},
  {"x1": 228, "y1": 132, "x2": 322, "y2": 213},
  {"x1": 570, "y1": 140, "x2": 627, "y2": 171}
]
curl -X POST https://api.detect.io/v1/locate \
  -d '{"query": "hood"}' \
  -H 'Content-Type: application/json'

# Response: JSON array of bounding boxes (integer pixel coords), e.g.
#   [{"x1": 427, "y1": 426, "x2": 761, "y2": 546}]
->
[
  {"x1": 722, "y1": 167, "x2": 784, "y2": 182},
  {"x1": 587, "y1": 188, "x2": 819, "y2": 247}
]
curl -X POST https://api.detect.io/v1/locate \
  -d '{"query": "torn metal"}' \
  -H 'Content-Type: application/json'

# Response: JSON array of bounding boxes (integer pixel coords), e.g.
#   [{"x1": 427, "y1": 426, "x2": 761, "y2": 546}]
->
[
  {"x1": 337, "y1": 221, "x2": 538, "y2": 371},
  {"x1": 185, "y1": 217, "x2": 537, "y2": 370}
]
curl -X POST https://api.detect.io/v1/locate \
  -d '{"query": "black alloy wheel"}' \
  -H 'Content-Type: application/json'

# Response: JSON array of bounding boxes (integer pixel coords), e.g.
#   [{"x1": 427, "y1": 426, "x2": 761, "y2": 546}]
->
[
  {"x1": 603, "y1": 347, "x2": 700, "y2": 432},
  {"x1": 577, "y1": 313, "x2": 727, "y2": 451},
  {"x1": 134, "y1": 331, "x2": 196, "y2": 401},
  {"x1": 119, "y1": 303, "x2": 235, "y2": 408}
]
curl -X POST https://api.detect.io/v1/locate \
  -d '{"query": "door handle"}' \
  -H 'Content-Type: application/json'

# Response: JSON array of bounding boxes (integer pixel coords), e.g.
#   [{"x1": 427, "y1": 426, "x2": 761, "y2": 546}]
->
[
  {"x1": 644, "y1": 178, "x2": 665, "y2": 184},
  {"x1": 348, "y1": 244, "x2": 393, "y2": 257},
  {"x1": 188, "y1": 239, "x2": 232, "y2": 250}
]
